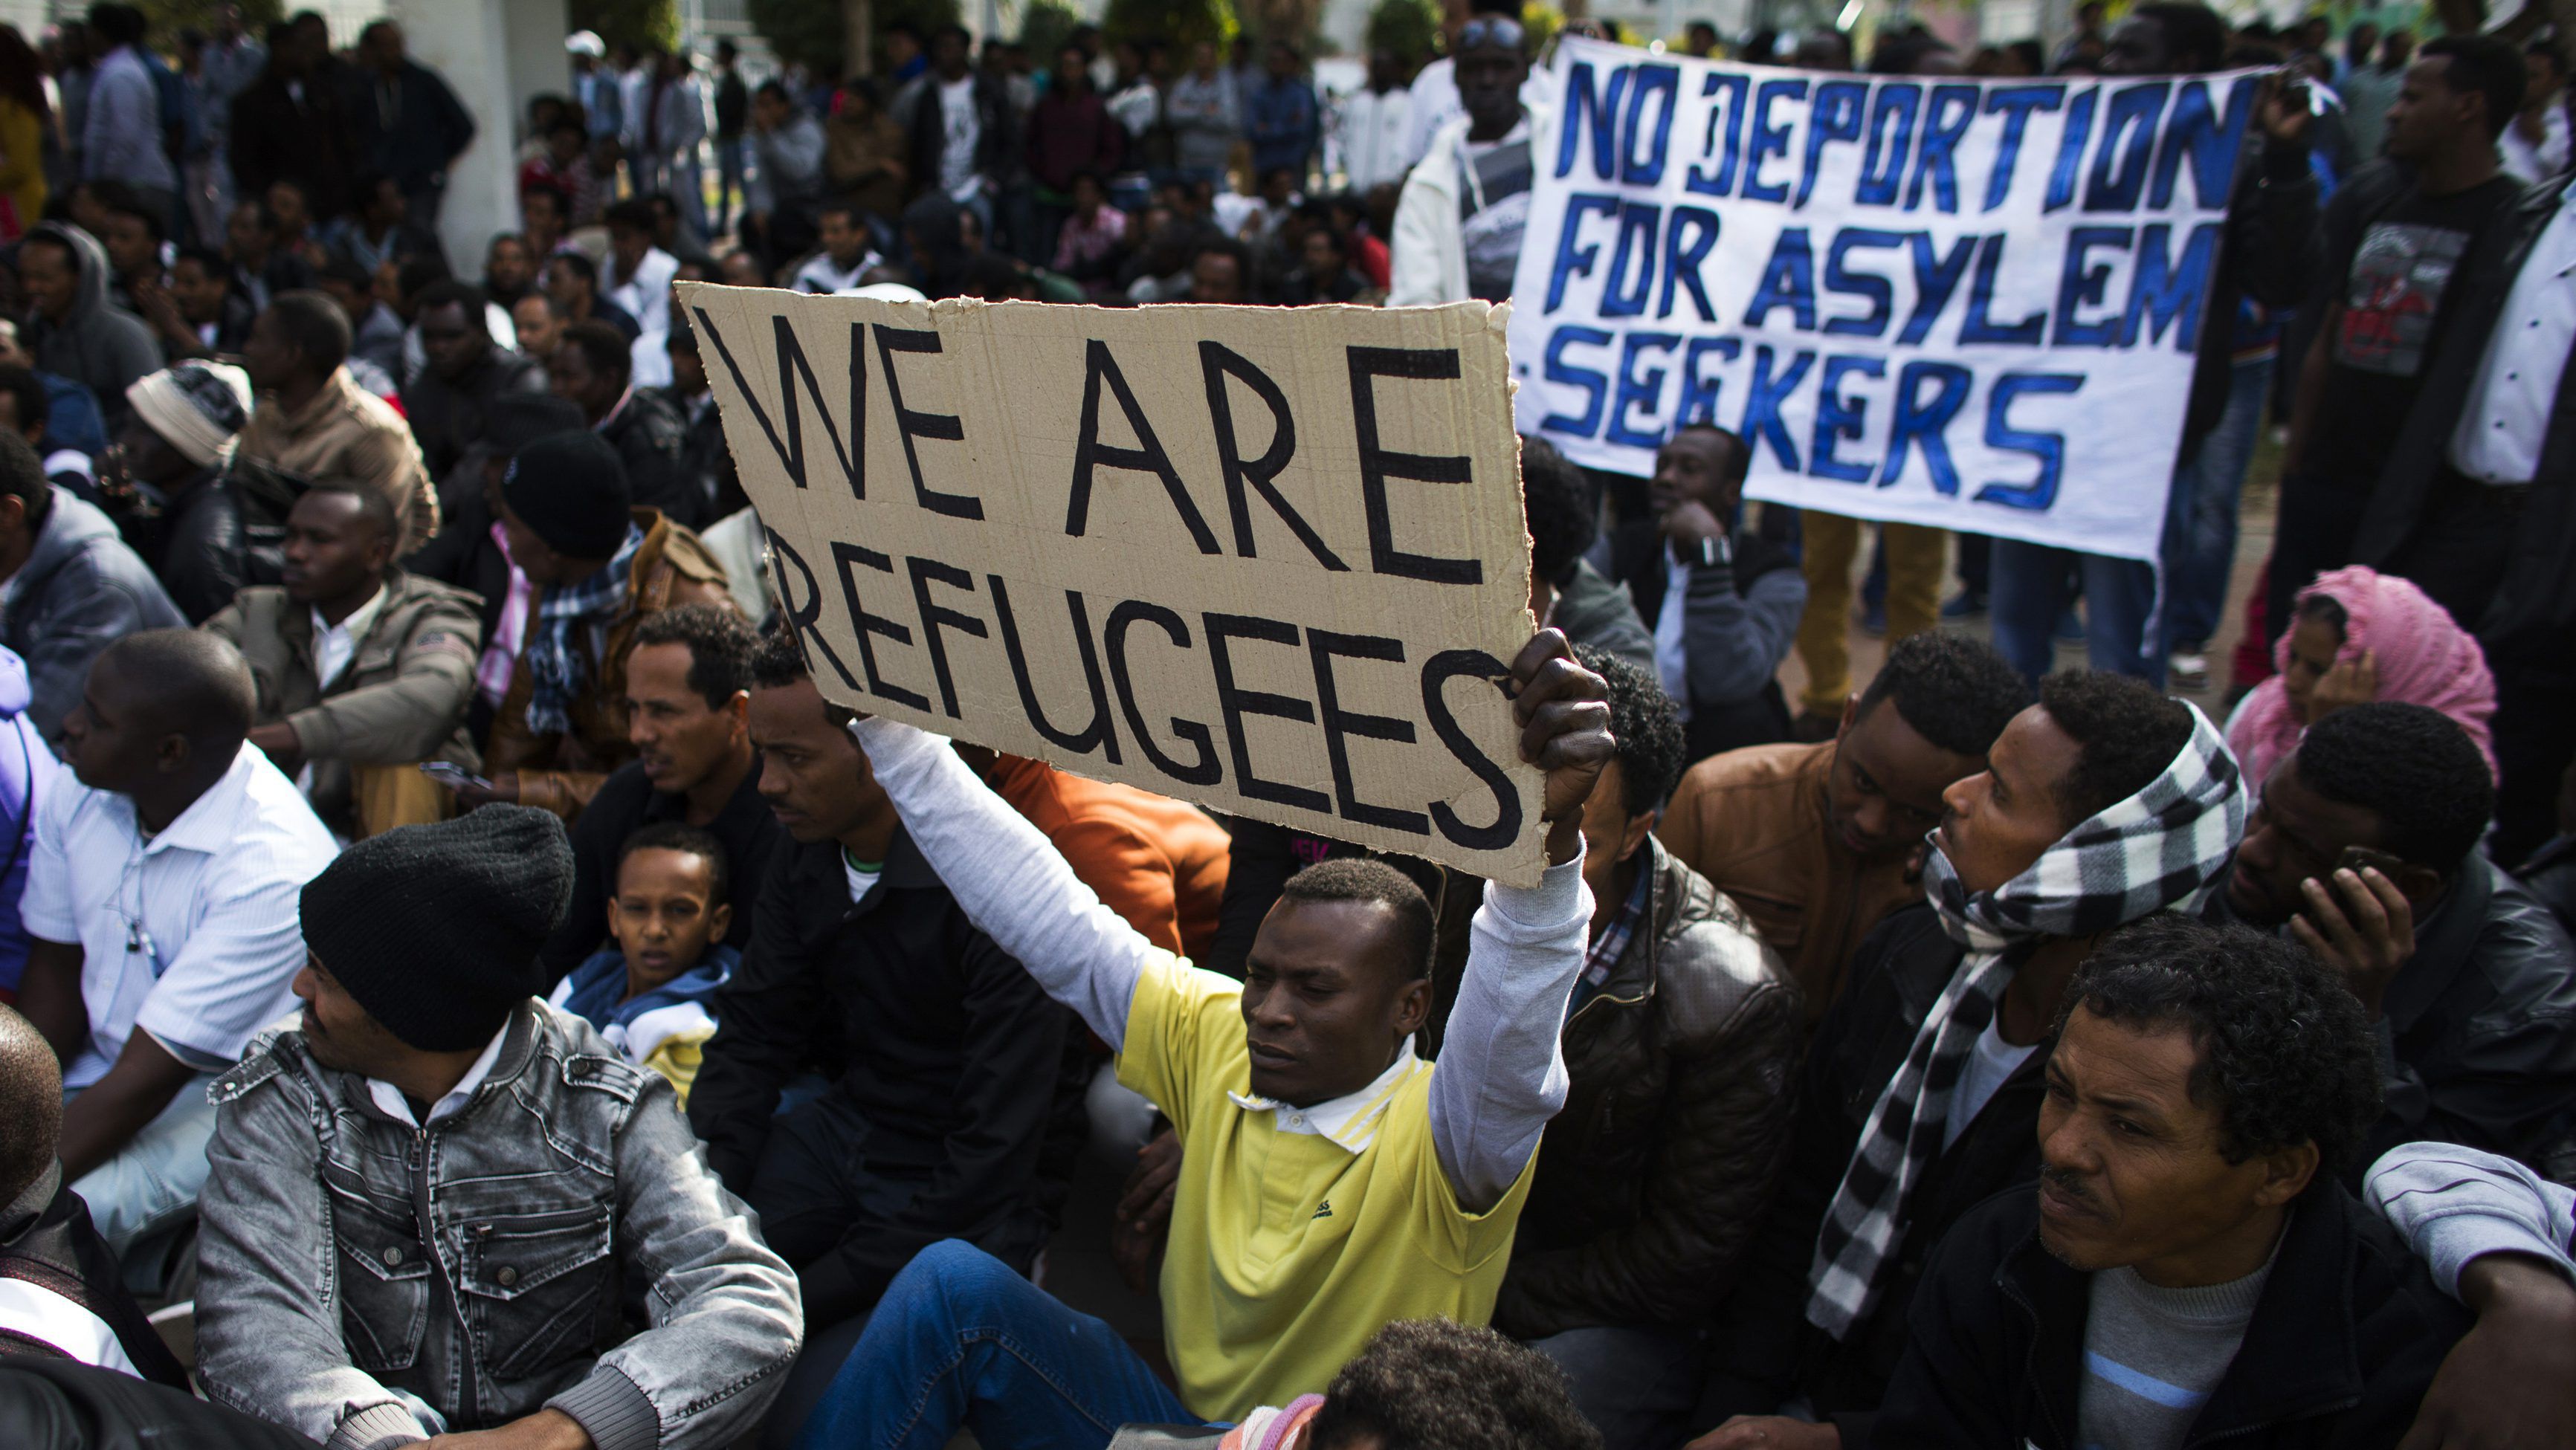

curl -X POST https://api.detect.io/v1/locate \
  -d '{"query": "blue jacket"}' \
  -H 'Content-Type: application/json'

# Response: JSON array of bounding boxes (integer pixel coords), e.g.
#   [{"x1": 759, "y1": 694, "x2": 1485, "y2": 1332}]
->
[
  {"x1": 0, "y1": 488, "x2": 185, "y2": 742},
  {"x1": 1244, "y1": 75, "x2": 1317, "y2": 178},
  {"x1": 556, "y1": 943, "x2": 736, "y2": 1038}
]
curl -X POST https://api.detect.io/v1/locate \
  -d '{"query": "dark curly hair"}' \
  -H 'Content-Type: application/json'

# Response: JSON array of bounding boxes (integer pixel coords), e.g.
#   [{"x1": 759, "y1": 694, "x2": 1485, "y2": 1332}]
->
[
  {"x1": 1574, "y1": 644, "x2": 1684, "y2": 817},
  {"x1": 2059, "y1": 913, "x2": 2381, "y2": 1177},
  {"x1": 749, "y1": 624, "x2": 856, "y2": 726},
  {"x1": 2295, "y1": 702, "x2": 2495, "y2": 870},
  {"x1": 1308, "y1": 1318, "x2": 1603, "y2": 1450},
  {"x1": 1519, "y1": 436, "x2": 1598, "y2": 588},
  {"x1": 1857, "y1": 632, "x2": 2029, "y2": 758},
  {"x1": 2038, "y1": 671, "x2": 2193, "y2": 825},
  {"x1": 629, "y1": 603, "x2": 759, "y2": 710},
  {"x1": 1278, "y1": 858, "x2": 1435, "y2": 983}
]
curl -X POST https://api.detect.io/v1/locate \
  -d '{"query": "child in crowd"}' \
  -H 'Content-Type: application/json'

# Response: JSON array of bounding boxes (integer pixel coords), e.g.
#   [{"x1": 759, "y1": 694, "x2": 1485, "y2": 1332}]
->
[{"x1": 547, "y1": 821, "x2": 736, "y2": 1102}]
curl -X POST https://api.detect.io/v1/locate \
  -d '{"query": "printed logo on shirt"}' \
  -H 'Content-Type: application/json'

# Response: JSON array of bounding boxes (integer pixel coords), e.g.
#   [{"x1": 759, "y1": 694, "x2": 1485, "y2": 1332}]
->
[
  {"x1": 2334, "y1": 221, "x2": 2473, "y2": 378},
  {"x1": 1313, "y1": 1200, "x2": 1333, "y2": 1220}
]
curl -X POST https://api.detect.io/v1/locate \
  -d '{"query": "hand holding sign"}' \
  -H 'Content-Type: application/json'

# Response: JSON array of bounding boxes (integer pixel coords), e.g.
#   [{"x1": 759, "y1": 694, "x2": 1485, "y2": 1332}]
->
[{"x1": 1508, "y1": 629, "x2": 1614, "y2": 865}]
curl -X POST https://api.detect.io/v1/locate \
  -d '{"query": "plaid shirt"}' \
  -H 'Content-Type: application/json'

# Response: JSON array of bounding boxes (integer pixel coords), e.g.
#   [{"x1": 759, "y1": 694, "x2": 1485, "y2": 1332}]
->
[{"x1": 1571, "y1": 864, "x2": 1651, "y2": 1016}]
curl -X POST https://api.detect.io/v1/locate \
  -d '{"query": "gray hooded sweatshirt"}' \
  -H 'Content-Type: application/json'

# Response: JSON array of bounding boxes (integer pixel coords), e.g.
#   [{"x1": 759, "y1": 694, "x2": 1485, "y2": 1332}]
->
[
  {"x1": 24, "y1": 221, "x2": 163, "y2": 424},
  {"x1": 0, "y1": 486, "x2": 184, "y2": 740}
]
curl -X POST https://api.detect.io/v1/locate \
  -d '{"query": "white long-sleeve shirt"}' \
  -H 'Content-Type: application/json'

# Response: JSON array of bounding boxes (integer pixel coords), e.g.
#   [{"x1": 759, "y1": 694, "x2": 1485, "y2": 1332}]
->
[{"x1": 848, "y1": 717, "x2": 1590, "y2": 1211}]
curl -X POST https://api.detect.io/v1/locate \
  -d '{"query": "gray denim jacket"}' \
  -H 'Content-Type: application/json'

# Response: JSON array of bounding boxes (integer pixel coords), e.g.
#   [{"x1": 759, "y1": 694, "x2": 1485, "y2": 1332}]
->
[{"x1": 196, "y1": 1001, "x2": 803, "y2": 1450}]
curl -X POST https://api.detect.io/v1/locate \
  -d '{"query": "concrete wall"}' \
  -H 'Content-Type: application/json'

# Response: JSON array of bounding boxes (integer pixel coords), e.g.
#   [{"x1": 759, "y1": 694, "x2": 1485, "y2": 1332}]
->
[{"x1": 397, "y1": 0, "x2": 569, "y2": 272}]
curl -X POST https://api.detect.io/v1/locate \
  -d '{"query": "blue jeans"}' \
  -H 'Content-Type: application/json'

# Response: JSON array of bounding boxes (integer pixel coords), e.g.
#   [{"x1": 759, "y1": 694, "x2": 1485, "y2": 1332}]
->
[
  {"x1": 793, "y1": 1240, "x2": 1196, "y2": 1450},
  {"x1": 66, "y1": 1072, "x2": 218, "y2": 1255},
  {"x1": 1530, "y1": 1325, "x2": 1703, "y2": 1450},
  {"x1": 2165, "y1": 355, "x2": 2273, "y2": 647},
  {"x1": 1989, "y1": 539, "x2": 2163, "y2": 687}
]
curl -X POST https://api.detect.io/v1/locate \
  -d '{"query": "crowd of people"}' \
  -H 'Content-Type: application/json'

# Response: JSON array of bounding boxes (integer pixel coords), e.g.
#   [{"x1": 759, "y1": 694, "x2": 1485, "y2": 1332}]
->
[{"x1": 0, "y1": 3, "x2": 2569, "y2": 1449}]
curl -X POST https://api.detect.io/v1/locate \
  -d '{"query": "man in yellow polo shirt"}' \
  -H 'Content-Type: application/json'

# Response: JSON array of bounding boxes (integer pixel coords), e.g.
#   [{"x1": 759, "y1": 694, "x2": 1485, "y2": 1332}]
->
[{"x1": 789, "y1": 631, "x2": 1610, "y2": 1450}]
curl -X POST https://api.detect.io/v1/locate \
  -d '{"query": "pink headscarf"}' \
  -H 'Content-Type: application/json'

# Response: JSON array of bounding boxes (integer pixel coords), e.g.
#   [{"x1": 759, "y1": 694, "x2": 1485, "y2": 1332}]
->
[{"x1": 2227, "y1": 566, "x2": 2499, "y2": 794}]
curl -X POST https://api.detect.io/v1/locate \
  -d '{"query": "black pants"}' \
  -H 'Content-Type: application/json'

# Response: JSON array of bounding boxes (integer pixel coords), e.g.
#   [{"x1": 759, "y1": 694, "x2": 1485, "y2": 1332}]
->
[
  {"x1": 2266, "y1": 472, "x2": 2368, "y2": 649},
  {"x1": 2490, "y1": 662, "x2": 2576, "y2": 868},
  {"x1": 2382, "y1": 472, "x2": 2525, "y2": 634},
  {"x1": 743, "y1": 1090, "x2": 1049, "y2": 1327}
]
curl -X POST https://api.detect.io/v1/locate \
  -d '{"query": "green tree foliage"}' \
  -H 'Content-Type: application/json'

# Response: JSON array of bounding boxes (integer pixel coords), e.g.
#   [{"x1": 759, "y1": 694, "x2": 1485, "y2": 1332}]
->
[
  {"x1": 1364, "y1": 0, "x2": 1439, "y2": 71},
  {"x1": 570, "y1": 0, "x2": 682, "y2": 54},
  {"x1": 1102, "y1": 0, "x2": 1237, "y2": 57},
  {"x1": 751, "y1": 0, "x2": 961, "y2": 77},
  {"x1": 1020, "y1": 0, "x2": 1084, "y2": 62}
]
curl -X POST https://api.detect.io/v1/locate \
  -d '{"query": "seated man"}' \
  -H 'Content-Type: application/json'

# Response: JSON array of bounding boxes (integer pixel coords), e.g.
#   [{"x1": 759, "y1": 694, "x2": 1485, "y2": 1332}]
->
[
  {"x1": 549, "y1": 822, "x2": 737, "y2": 1104},
  {"x1": 793, "y1": 632, "x2": 1610, "y2": 1444},
  {"x1": 468, "y1": 430, "x2": 734, "y2": 821},
  {"x1": 0, "y1": 1003, "x2": 186, "y2": 1383},
  {"x1": 603, "y1": 201, "x2": 680, "y2": 386},
  {"x1": 204, "y1": 482, "x2": 484, "y2": 841},
  {"x1": 1494, "y1": 649, "x2": 1800, "y2": 1449},
  {"x1": 0, "y1": 433, "x2": 183, "y2": 742},
  {"x1": 790, "y1": 200, "x2": 883, "y2": 294},
  {"x1": 656, "y1": 323, "x2": 744, "y2": 527},
  {"x1": 1659, "y1": 632, "x2": 2028, "y2": 1028},
  {"x1": 1600, "y1": 424, "x2": 1804, "y2": 762},
  {"x1": 549, "y1": 320, "x2": 697, "y2": 528},
  {"x1": 234, "y1": 291, "x2": 439, "y2": 553},
  {"x1": 538, "y1": 603, "x2": 779, "y2": 984},
  {"x1": 398, "y1": 278, "x2": 547, "y2": 481},
  {"x1": 545, "y1": 250, "x2": 641, "y2": 343},
  {"x1": 2218, "y1": 701, "x2": 2576, "y2": 1171},
  {"x1": 105, "y1": 360, "x2": 258, "y2": 624},
  {"x1": 1523, "y1": 436, "x2": 1651, "y2": 676},
  {"x1": 1696, "y1": 672, "x2": 2245, "y2": 1447},
  {"x1": 1874, "y1": 913, "x2": 2469, "y2": 1446},
  {"x1": 17, "y1": 224, "x2": 159, "y2": 429},
  {"x1": 686, "y1": 631, "x2": 1087, "y2": 1331},
  {"x1": 196, "y1": 806, "x2": 803, "y2": 1448},
  {"x1": 12, "y1": 632, "x2": 336, "y2": 1255}
]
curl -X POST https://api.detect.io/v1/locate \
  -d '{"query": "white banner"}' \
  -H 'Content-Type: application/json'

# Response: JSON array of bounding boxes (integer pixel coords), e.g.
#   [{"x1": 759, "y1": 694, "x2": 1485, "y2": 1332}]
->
[{"x1": 1508, "y1": 37, "x2": 2262, "y2": 562}]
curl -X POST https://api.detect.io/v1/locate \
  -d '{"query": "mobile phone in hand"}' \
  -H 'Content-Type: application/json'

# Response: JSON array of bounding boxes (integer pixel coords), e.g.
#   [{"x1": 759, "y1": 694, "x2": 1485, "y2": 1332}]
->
[
  {"x1": 2333, "y1": 845, "x2": 2408, "y2": 879},
  {"x1": 417, "y1": 762, "x2": 492, "y2": 793}
]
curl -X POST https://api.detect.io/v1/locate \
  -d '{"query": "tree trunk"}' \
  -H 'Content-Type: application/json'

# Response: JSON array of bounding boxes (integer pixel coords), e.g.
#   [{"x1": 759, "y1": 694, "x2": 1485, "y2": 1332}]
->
[{"x1": 845, "y1": 0, "x2": 874, "y2": 79}]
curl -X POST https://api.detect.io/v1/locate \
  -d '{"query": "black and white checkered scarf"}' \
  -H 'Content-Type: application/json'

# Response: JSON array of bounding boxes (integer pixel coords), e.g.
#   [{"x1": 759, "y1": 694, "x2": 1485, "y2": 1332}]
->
[{"x1": 1803, "y1": 702, "x2": 2246, "y2": 1341}]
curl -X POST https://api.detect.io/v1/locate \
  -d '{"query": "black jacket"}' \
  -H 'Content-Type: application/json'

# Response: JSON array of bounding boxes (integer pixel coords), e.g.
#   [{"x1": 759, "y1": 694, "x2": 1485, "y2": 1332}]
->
[
  {"x1": 2361, "y1": 854, "x2": 2576, "y2": 1172},
  {"x1": 536, "y1": 757, "x2": 785, "y2": 986},
  {"x1": 659, "y1": 386, "x2": 746, "y2": 522},
  {"x1": 0, "y1": 1360, "x2": 314, "y2": 1449},
  {"x1": 120, "y1": 467, "x2": 250, "y2": 624},
  {"x1": 1702, "y1": 904, "x2": 2048, "y2": 1445},
  {"x1": 1493, "y1": 839, "x2": 1802, "y2": 1339},
  {"x1": 2354, "y1": 178, "x2": 2576, "y2": 673},
  {"x1": 686, "y1": 827, "x2": 1088, "y2": 1320},
  {"x1": 0, "y1": 1164, "x2": 187, "y2": 1386},
  {"x1": 601, "y1": 387, "x2": 700, "y2": 528},
  {"x1": 230, "y1": 69, "x2": 355, "y2": 218},
  {"x1": 2180, "y1": 133, "x2": 2320, "y2": 453},
  {"x1": 1876, "y1": 1185, "x2": 2469, "y2": 1449},
  {"x1": 398, "y1": 490, "x2": 511, "y2": 742},
  {"x1": 342, "y1": 58, "x2": 476, "y2": 193},
  {"x1": 897, "y1": 71, "x2": 1021, "y2": 197},
  {"x1": 400, "y1": 346, "x2": 548, "y2": 481}
]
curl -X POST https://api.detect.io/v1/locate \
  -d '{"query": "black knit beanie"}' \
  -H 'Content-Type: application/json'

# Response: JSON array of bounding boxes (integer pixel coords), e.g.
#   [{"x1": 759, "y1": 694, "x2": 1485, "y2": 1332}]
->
[
  {"x1": 300, "y1": 806, "x2": 575, "y2": 1051},
  {"x1": 502, "y1": 430, "x2": 632, "y2": 560}
]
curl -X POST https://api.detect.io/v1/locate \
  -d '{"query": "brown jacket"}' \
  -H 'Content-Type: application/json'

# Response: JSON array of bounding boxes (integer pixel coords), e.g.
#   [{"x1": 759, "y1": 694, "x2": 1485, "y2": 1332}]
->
[
  {"x1": 1657, "y1": 740, "x2": 1916, "y2": 1029},
  {"x1": 1489, "y1": 838, "x2": 1801, "y2": 1339},
  {"x1": 484, "y1": 508, "x2": 735, "y2": 819},
  {"x1": 234, "y1": 367, "x2": 439, "y2": 553},
  {"x1": 204, "y1": 569, "x2": 483, "y2": 838},
  {"x1": 825, "y1": 109, "x2": 908, "y2": 221}
]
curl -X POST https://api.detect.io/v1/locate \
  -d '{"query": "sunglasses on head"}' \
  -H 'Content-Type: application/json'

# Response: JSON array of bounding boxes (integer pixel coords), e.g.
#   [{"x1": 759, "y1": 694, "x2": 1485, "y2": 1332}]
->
[{"x1": 1457, "y1": 17, "x2": 1526, "y2": 52}]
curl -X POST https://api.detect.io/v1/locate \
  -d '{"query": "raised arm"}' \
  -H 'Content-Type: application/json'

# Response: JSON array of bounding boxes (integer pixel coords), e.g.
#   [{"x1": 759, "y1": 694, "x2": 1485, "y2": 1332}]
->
[
  {"x1": 848, "y1": 718, "x2": 1157, "y2": 1049},
  {"x1": 1427, "y1": 632, "x2": 1610, "y2": 1214}
]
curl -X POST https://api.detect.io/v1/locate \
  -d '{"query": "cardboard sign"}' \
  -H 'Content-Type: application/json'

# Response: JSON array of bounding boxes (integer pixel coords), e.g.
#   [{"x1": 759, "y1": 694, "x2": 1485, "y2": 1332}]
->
[
  {"x1": 679, "y1": 285, "x2": 1552, "y2": 885},
  {"x1": 1511, "y1": 37, "x2": 2264, "y2": 562}
]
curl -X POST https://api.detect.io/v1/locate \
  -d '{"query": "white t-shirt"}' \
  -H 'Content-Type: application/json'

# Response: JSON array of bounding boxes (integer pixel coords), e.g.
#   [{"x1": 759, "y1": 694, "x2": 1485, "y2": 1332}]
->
[
  {"x1": 844, "y1": 850, "x2": 882, "y2": 904},
  {"x1": 22, "y1": 742, "x2": 338, "y2": 1087},
  {"x1": 1945, "y1": 1015, "x2": 2041, "y2": 1151},
  {"x1": 937, "y1": 77, "x2": 981, "y2": 202}
]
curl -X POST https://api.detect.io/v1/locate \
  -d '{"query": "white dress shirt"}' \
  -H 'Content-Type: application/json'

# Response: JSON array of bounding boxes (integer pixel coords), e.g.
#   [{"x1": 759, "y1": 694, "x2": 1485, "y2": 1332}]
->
[
  {"x1": 2450, "y1": 181, "x2": 2576, "y2": 485},
  {"x1": 1653, "y1": 549, "x2": 1694, "y2": 722},
  {"x1": 1227, "y1": 1039, "x2": 1422, "y2": 1152},
  {"x1": 298, "y1": 586, "x2": 387, "y2": 799},
  {"x1": 365, "y1": 1020, "x2": 510, "y2": 1127},
  {"x1": 22, "y1": 743, "x2": 338, "y2": 1087},
  {"x1": 2502, "y1": 100, "x2": 2572, "y2": 184},
  {"x1": 1334, "y1": 85, "x2": 1413, "y2": 192}
]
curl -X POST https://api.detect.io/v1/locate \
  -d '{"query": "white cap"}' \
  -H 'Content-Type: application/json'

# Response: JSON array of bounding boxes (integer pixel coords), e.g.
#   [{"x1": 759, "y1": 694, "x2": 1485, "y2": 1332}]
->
[
  {"x1": 565, "y1": 30, "x2": 606, "y2": 57},
  {"x1": 840, "y1": 282, "x2": 929, "y2": 302}
]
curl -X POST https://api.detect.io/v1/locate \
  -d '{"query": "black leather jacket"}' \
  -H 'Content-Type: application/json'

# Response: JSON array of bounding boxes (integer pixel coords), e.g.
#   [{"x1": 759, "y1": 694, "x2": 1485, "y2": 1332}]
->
[{"x1": 1492, "y1": 839, "x2": 1802, "y2": 1339}]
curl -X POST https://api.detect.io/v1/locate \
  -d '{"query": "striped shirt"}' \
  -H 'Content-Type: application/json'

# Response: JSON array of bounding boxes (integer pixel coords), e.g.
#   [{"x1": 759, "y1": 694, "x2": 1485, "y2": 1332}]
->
[{"x1": 22, "y1": 742, "x2": 337, "y2": 1087}]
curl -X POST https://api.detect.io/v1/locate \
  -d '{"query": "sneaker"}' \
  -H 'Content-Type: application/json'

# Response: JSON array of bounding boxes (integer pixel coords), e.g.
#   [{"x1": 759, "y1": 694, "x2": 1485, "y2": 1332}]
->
[
  {"x1": 1940, "y1": 589, "x2": 1988, "y2": 620},
  {"x1": 2169, "y1": 650, "x2": 2209, "y2": 690}
]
